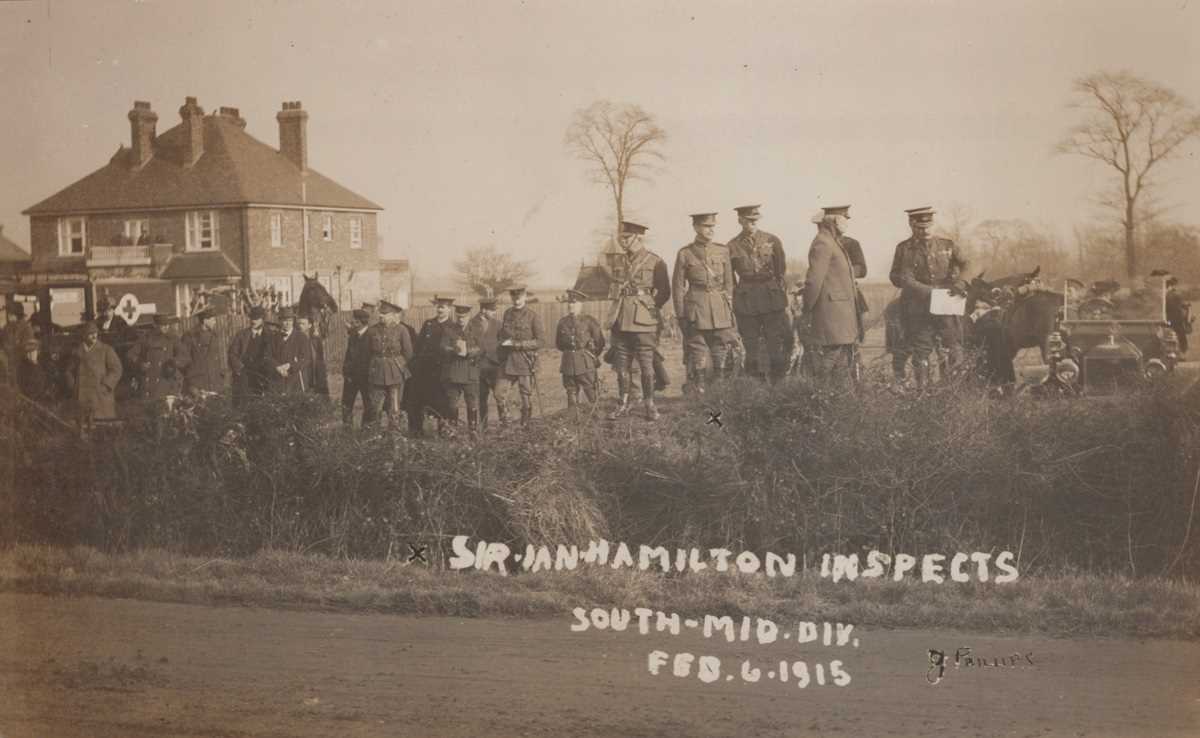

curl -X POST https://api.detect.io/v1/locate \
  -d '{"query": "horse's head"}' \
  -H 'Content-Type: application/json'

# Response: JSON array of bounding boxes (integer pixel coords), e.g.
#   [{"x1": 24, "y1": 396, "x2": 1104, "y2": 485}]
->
[{"x1": 298, "y1": 273, "x2": 339, "y2": 313}]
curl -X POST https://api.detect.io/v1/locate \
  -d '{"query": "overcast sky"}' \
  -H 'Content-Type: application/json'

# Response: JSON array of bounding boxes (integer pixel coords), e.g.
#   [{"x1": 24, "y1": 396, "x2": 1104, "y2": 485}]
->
[{"x1": 1, "y1": 0, "x2": 1198, "y2": 286}]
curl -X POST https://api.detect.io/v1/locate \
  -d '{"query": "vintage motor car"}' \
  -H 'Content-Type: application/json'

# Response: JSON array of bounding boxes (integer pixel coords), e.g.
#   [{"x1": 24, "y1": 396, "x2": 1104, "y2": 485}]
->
[{"x1": 1040, "y1": 279, "x2": 1180, "y2": 395}]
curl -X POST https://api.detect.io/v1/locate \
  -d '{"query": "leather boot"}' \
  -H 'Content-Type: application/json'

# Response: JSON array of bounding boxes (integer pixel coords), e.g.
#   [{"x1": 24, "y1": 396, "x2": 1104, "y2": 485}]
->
[
  {"x1": 644, "y1": 397, "x2": 659, "y2": 421},
  {"x1": 467, "y1": 408, "x2": 478, "y2": 433},
  {"x1": 913, "y1": 360, "x2": 930, "y2": 389},
  {"x1": 520, "y1": 406, "x2": 532, "y2": 428},
  {"x1": 607, "y1": 394, "x2": 630, "y2": 420}
]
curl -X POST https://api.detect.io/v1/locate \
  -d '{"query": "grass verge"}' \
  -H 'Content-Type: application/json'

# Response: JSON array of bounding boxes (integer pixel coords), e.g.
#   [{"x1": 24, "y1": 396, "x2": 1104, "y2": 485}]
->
[{"x1": 3, "y1": 544, "x2": 1198, "y2": 640}]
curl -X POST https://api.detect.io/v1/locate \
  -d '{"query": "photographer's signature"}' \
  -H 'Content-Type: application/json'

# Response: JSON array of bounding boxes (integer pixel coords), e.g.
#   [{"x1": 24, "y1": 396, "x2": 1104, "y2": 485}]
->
[{"x1": 926, "y1": 647, "x2": 1036, "y2": 685}]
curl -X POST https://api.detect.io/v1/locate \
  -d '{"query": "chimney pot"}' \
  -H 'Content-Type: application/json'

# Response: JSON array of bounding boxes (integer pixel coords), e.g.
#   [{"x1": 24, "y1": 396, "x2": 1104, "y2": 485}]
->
[{"x1": 277, "y1": 100, "x2": 309, "y2": 172}]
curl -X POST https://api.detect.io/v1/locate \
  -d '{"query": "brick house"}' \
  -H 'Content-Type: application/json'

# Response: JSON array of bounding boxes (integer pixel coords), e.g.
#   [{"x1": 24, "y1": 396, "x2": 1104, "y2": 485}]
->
[{"x1": 21, "y1": 97, "x2": 383, "y2": 324}]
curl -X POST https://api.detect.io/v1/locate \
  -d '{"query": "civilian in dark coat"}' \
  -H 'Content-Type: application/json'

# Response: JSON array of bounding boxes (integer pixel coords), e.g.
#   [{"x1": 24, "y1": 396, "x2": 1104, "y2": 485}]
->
[
  {"x1": 297, "y1": 314, "x2": 329, "y2": 396},
  {"x1": 341, "y1": 309, "x2": 373, "y2": 425},
  {"x1": 267, "y1": 307, "x2": 311, "y2": 395},
  {"x1": 228, "y1": 306, "x2": 272, "y2": 406},
  {"x1": 407, "y1": 297, "x2": 454, "y2": 436},
  {"x1": 440, "y1": 304, "x2": 483, "y2": 431},
  {"x1": 179, "y1": 308, "x2": 228, "y2": 396},
  {"x1": 126, "y1": 314, "x2": 186, "y2": 402}
]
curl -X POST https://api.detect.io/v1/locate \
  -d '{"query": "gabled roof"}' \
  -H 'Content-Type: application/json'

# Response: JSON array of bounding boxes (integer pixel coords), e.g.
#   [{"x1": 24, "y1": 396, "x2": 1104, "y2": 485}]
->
[
  {"x1": 158, "y1": 251, "x2": 242, "y2": 280},
  {"x1": 24, "y1": 114, "x2": 382, "y2": 215},
  {"x1": 0, "y1": 228, "x2": 31, "y2": 263},
  {"x1": 572, "y1": 265, "x2": 616, "y2": 298}
]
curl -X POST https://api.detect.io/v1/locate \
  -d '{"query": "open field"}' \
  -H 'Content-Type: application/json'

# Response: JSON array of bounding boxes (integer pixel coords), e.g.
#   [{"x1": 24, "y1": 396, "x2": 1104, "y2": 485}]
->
[{"x1": 2, "y1": 592, "x2": 1197, "y2": 738}]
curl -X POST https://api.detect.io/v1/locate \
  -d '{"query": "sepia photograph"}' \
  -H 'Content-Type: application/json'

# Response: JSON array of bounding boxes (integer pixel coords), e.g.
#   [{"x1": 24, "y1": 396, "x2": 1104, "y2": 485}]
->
[{"x1": 1, "y1": 0, "x2": 1199, "y2": 735}]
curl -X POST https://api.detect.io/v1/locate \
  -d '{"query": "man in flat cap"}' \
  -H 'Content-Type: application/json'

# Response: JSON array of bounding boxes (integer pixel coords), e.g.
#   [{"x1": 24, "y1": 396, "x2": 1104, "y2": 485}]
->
[
  {"x1": 797, "y1": 208, "x2": 860, "y2": 382},
  {"x1": 229, "y1": 305, "x2": 272, "y2": 407},
  {"x1": 888, "y1": 207, "x2": 972, "y2": 387},
  {"x1": 126, "y1": 314, "x2": 185, "y2": 405},
  {"x1": 341, "y1": 308, "x2": 374, "y2": 425},
  {"x1": 179, "y1": 305, "x2": 227, "y2": 396},
  {"x1": 66, "y1": 322, "x2": 122, "y2": 435},
  {"x1": 497, "y1": 285, "x2": 544, "y2": 428},
  {"x1": 440, "y1": 303, "x2": 483, "y2": 433},
  {"x1": 607, "y1": 220, "x2": 671, "y2": 420},
  {"x1": 674, "y1": 213, "x2": 736, "y2": 395},
  {"x1": 17, "y1": 337, "x2": 54, "y2": 404},
  {"x1": 368, "y1": 300, "x2": 414, "y2": 430},
  {"x1": 407, "y1": 296, "x2": 454, "y2": 436},
  {"x1": 727, "y1": 205, "x2": 790, "y2": 381},
  {"x1": 471, "y1": 296, "x2": 507, "y2": 430},
  {"x1": 556, "y1": 289, "x2": 605, "y2": 413}
]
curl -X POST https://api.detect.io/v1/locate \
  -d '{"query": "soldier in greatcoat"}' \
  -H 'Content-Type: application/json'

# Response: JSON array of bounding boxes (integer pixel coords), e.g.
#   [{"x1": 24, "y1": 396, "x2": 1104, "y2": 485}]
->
[
  {"x1": 228, "y1": 305, "x2": 272, "y2": 406},
  {"x1": 888, "y1": 207, "x2": 973, "y2": 386},
  {"x1": 407, "y1": 296, "x2": 454, "y2": 436},
  {"x1": 66, "y1": 322, "x2": 122, "y2": 434},
  {"x1": 471, "y1": 297, "x2": 506, "y2": 430},
  {"x1": 440, "y1": 303, "x2": 483, "y2": 432},
  {"x1": 126, "y1": 314, "x2": 185, "y2": 405},
  {"x1": 367, "y1": 300, "x2": 414, "y2": 430},
  {"x1": 674, "y1": 212, "x2": 736, "y2": 395},
  {"x1": 266, "y1": 306, "x2": 311, "y2": 395},
  {"x1": 341, "y1": 308, "x2": 373, "y2": 425},
  {"x1": 497, "y1": 285, "x2": 544, "y2": 428},
  {"x1": 556, "y1": 289, "x2": 605, "y2": 411},
  {"x1": 607, "y1": 221, "x2": 671, "y2": 421},
  {"x1": 179, "y1": 306, "x2": 228, "y2": 396},
  {"x1": 726, "y1": 204, "x2": 790, "y2": 381}
]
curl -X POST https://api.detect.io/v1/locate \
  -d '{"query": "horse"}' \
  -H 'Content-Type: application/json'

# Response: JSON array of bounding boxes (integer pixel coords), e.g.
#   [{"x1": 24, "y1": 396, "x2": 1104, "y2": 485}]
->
[{"x1": 297, "y1": 273, "x2": 339, "y2": 333}]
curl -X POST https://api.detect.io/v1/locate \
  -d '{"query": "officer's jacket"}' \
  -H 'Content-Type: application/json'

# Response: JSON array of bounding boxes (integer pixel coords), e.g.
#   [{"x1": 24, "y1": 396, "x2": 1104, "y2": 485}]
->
[
  {"x1": 440, "y1": 320, "x2": 484, "y2": 384},
  {"x1": 611, "y1": 248, "x2": 671, "y2": 333},
  {"x1": 267, "y1": 329, "x2": 311, "y2": 393},
  {"x1": 367, "y1": 322, "x2": 413, "y2": 387},
  {"x1": 413, "y1": 318, "x2": 451, "y2": 375},
  {"x1": 497, "y1": 306, "x2": 543, "y2": 376},
  {"x1": 469, "y1": 313, "x2": 502, "y2": 367},
  {"x1": 889, "y1": 236, "x2": 970, "y2": 315},
  {"x1": 127, "y1": 331, "x2": 185, "y2": 400},
  {"x1": 673, "y1": 241, "x2": 735, "y2": 330},
  {"x1": 556, "y1": 313, "x2": 605, "y2": 376},
  {"x1": 727, "y1": 229, "x2": 788, "y2": 316}
]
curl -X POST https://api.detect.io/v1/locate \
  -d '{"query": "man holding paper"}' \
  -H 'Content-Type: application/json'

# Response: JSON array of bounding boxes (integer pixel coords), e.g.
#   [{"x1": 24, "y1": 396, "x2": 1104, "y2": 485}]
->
[{"x1": 888, "y1": 207, "x2": 973, "y2": 387}]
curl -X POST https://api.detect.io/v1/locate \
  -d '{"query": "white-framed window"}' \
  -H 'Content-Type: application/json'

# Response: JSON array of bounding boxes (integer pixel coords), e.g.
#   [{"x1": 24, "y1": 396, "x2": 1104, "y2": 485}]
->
[
  {"x1": 270, "y1": 213, "x2": 283, "y2": 248},
  {"x1": 185, "y1": 211, "x2": 218, "y2": 251},
  {"x1": 262, "y1": 276, "x2": 293, "y2": 306},
  {"x1": 349, "y1": 217, "x2": 362, "y2": 249},
  {"x1": 123, "y1": 219, "x2": 150, "y2": 243},
  {"x1": 322, "y1": 214, "x2": 333, "y2": 241},
  {"x1": 57, "y1": 217, "x2": 86, "y2": 256}
]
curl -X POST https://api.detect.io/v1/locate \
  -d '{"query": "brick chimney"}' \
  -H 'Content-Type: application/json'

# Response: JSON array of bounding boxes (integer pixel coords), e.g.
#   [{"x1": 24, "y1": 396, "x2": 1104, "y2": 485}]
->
[
  {"x1": 128, "y1": 101, "x2": 157, "y2": 168},
  {"x1": 217, "y1": 106, "x2": 247, "y2": 129},
  {"x1": 178, "y1": 96, "x2": 205, "y2": 166},
  {"x1": 276, "y1": 101, "x2": 308, "y2": 172}
]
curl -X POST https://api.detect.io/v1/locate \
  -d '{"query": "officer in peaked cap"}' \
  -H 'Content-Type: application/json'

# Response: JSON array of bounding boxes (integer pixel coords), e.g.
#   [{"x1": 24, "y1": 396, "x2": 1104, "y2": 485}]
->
[
  {"x1": 496, "y1": 284, "x2": 543, "y2": 427},
  {"x1": 727, "y1": 204, "x2": 790, "y2": 381},
  {"x1": 365, "y1": 299, "x2": 414, "y2": 430},
  {"x1": 556, "y1": 288, "x2": 605, "y2": 412},
  {"x1": 888, "y1": 206, "x2": 973, "y2": 387},
  {"x1": 673, "y1": 212, "x2": 735, "y2": 396},
  {"x1": 439, "y1": 302, "x2": 483, "y2": 433},
  {"x1": 407, "y1": 296, "x2": 454, "y2": 436},
  {"x1": 607, "y1": 220, "x2": 671, "y2": 421}
]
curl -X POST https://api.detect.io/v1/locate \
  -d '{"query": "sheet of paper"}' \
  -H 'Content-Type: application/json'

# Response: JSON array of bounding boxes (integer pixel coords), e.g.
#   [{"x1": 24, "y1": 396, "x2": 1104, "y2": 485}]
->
[{"x1": 930, "y1": 288, "x2": 967, "y2": 316}]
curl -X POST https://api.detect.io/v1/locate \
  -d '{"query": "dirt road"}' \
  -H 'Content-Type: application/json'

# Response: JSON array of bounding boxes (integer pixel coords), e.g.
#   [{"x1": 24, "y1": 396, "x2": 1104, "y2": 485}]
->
[{"x1": 1, "y1": 594, "x2": 1196, "y2": 738}]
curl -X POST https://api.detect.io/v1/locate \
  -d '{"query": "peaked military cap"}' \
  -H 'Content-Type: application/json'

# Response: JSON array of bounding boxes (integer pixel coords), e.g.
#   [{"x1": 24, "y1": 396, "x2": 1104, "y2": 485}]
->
[
  {"x1": 361, "y1": 301, "x2": 376, "y2": 310},
  {"x1": 905, "y1": 206, "x2": 935, "y2": 222},
  {"x1": 823, "y1": 205, "x2": 851, "y2": 218},
  {"x1": 431, "y1": 295, "x2": 455, "y2": 306},
  {"x1": 564, "y1": 289, "x2": 588, "y2": 303},
  {"x1": 479, "y1": 297, "x2": 498, "y2": 309},
  {"x1": 379, "y1": 300, "x2": 402, "y2": 314},
  {"x1": 620, "y1": 221, "x2": 648, "y2": 235},
  {"x1": 690, "y1": 213, "x2": 718, "y2": 226},
  {"x1": 507, "y1": 285, "x2": 527, "y2": 295},
  {"x1": 351, "y1": 308, "x2": 370, "y2": 322},
  {"x1": 734, "y1": 205, "x2": 762, "y2": 220}
]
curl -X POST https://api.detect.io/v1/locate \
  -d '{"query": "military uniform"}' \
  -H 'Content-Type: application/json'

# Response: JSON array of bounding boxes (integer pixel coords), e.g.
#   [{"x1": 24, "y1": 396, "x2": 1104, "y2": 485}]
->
[
  {"x1": 407, "y1": 306, "x2": 452, "y2": 435},
  {"x1": 440, "y1": 307, "x2": 484, "y2": 431},
  {"x1": 727, "y1": 205, "x2": 790, "y2": 380},
  {"x1": 470, "y1": 301, "x2": 506, "y2": 429},
  {"x1": 889, "y1": 207, "x2": 971, "y2": 385},
  {"x1": 556, "y1": 292, "x2": 606, "y2": 408},
  {"x1": 497, "y1": 288, "x2": 544, "y2": 427},
  {"x1": 126, "y1": 319, "x2": 185, "y2": 403},
  {"x1": 367, "y1": 302, "x2": 414, "y2": 430},
  {"x1": 607, "y1": 221, "x2": 671, "y2": 419},
  {"x1": 673, "y1": 215, "x2": 736, "y2": 389},
  {"x1": 179, "y1": 309, "x2": 228, "y2": 396}
]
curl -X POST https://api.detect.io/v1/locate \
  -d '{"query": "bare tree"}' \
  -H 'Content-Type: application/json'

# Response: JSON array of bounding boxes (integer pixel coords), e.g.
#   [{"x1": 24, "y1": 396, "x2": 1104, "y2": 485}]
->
[
  {"x1": 1057, "y1": 71, "x2": 1200, "y2": 278},
  {"x1": 452, "y1": 245, "x2": 535, "y2": 297},
  {"x1": 565, "y1": 101, "x2": 667, "y2": 237}
]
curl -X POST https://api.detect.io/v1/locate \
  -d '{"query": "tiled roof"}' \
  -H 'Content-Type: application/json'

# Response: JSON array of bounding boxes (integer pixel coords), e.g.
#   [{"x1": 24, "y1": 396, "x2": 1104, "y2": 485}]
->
[
  {"x1": 572, "y1": 265, "x2": 615, "y2": 298},
  {"x1": 158, "y1": 251, "x2": 242, "y2": 280},
  {"x1": 0, "y1": 228, "x2": 30, "y2": 263},
  {"x1": 24, "y1": 114, "x2": 382, "y2": 215}
]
